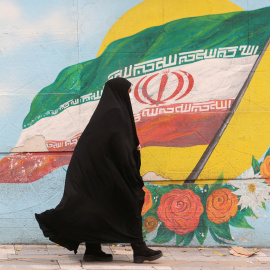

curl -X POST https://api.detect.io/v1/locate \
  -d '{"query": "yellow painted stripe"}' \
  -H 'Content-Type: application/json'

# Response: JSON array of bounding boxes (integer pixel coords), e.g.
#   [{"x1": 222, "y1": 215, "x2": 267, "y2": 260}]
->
[{"x1": 141, "y1": 145, "x2": 208, "y2": 180}]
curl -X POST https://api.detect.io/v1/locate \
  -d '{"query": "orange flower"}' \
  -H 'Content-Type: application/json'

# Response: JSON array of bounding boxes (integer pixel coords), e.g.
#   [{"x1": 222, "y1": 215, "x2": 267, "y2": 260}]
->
[
  {"x1": 141, "y1": 186, "x2": 153, "y2": 216},
  {"x1": 144, "y1": 216, "x2": 158, "y2": 232},
  {"x1": 261, "y1": 156, "x2": 270, "y2": 183},
  {"x1": 206, "y1": 188, "x2": 238, "y2": 224},
  {"x1": 157, "y1": 189, "x2": 203, "y2": 235}
]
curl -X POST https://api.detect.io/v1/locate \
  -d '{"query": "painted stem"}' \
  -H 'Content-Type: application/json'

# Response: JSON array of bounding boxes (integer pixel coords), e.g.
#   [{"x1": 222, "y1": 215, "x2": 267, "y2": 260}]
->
[{"x1": 184, "y1": 36, "x2": 270, "y2": 185}]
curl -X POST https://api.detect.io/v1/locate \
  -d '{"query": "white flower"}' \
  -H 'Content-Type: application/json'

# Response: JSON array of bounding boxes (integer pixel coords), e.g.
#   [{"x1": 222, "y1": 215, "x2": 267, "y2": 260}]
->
[
  {"x1": 236, "y1": 167, "x2": 261, "y2": 180},
  {"x1": 232, "y1": 179, "x2": 270, "y2": 213}
]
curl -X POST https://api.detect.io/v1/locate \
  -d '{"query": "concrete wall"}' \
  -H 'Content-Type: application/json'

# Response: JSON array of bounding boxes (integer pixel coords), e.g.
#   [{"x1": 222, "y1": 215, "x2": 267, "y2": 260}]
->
[{"x1": 1, "y1": 0, "x2": 270, "y2": 247}]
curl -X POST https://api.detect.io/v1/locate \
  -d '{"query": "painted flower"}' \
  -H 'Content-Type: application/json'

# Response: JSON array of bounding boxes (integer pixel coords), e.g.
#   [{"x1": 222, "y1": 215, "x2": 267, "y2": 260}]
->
[
  {"x1": 236, "y1": 167, "x2": 258, "y2": 180},
  {"x1": 232, "y1": 179, "x2": 270, "y2": 213},
  {"x1": 144, "y1": 216, "x2": 158, "y2": 232},
  {"x1": 206, "y1": 188, "x2": 238, "y2": 224},
  {"x1": 157, "y1": 189, "x2": 203, "y2": 235},
  {"x1": 260, "y1": 156, "x2": 270, "y2": 183},
  {"x1": 141, "y1": 186, "x2": 153, "y2": 216}
]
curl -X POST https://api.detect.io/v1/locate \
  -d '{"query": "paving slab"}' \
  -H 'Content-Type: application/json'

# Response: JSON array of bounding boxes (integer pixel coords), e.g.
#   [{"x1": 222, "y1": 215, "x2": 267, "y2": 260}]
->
[
  {"x1": 110, "y1": 254, "x2": 130, "y2": 261},
  {"x1": 255, "y1": 256, "x2": 270, "y2": 262},
  {"x1": 111, "y1": 247, "x2": 133, "y2": 255},
  {"x1": 234, "y1": 267, "x2": 270, "y2": 269},
  {"x1": 45, "y1": 245, "x2": 84, "y2": 255},
  {"x1": 168, "y1": 248, "x2": 202, "y2": 257},
  {"x1": 7, "y1": 253, "x2": 79, "y2": 260},
  {"x1": 170, "y1": 260, "x2": 266, "y2": 269},
  {"x1": 0, "y1": 245, "x2": 14, "y2": 248},
  {"x1": 254, "y1": 251, "x2": 267, "y2": 257},
  {"x1": 213, "y1": 254, "x2": 259, "y2": 262},
  {"x1": 0, "y1": 249, "x2": 15, "y2": 255},
  {"x1": 83, "y1": 265, "x2": 154, "y2": 269},
  {"x1": 82, "y1": 258, "x2": 168, "y2": 268},
  {"x1": 0, "y1": 244, "x2": 15, "y2": 255},
  {"x1": 171, "y1": 263, "x2": 206, "y2": 270},
  {"x1": 153, "y1": 267, "x2": 172, "y2": 270},
  {"x1": 0, "y1": 253, "x2": 8, "y2": 259},
  {"x1": 158, "y1": 255, "x2": 176, "y2": 261},
  {"x1": 46, "y1": 245, "x2": 76, "y2": 255},
  {"x1": 258, "y1": 249, "x2": 270, "y2": 256},
  {"x1": 102, "y1": 246, "x2": 113, "y2": 254},
  {"x1": 83, "y1": 266, "x2": 172, "y2": 270},
  {"x1": 0, "y1": 258, "x2": 59, "y2": 269},
  {"x1": 14, "y1": 244, "x2": 47, "y2": 250},
  {"x1": 200, "y1": 267, "x2": 235, "y2": 270},
  {"x1": 198, "y1": 247, "x2": 230, "y2": 257},
  {"x1": 14, "y1": 244, "x2": 48, "y2": 255},
  {"x1": 57, "y1": 258, "x2": 83, "y2": 269},
  {"x1": 171, "y1": 255, "x2": 218, "y2": 262}
]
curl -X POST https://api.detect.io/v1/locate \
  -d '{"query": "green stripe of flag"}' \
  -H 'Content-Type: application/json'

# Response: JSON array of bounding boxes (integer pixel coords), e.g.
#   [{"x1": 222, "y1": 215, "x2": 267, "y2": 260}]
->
[{"x1": 23, "y1": 7, "x2": 270, "y2": 129}]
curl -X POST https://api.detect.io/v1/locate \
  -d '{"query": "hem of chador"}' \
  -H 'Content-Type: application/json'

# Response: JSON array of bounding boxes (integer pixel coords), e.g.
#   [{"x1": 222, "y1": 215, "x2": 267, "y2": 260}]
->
[{"x1": 35, "y1": 213, "x2": 143, "y2": 254}]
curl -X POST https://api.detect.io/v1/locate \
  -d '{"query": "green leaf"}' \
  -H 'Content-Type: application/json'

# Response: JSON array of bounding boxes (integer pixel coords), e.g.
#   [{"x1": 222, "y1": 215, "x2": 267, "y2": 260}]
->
[
  {"x1": 151, "y1": 223, "x2": 175, "y2": 244},
  {"x1": 218, "y1": 172, "x2": 224, "y2": 180},
  {"x1": 200, "y1": 185, "x2": 209, "y2": 207},
  {"x1": 195, "y1": 215, "x2": 208, "y2": 245},
  {"x1": 194, "y1": 185, "x2": 203, "y2": 199},
  {"x1": 202, "y1": 184, "x2": 209, "y2": 194},
  {"x1": 252, "y1": 155, "x2": 260, "y2": 174},
  {"x1": 175, "y1": 234, "x2": 185, "y2": 246},
  {"x1": 210, "y1": 222, "x2": 233, "y2": 241},
  {"x1": 209, "y1": 227, "x2": 228, "y2": 244},
  {"x1": 145, "y1": 209, "x2": 159, "y2": 219},
  {"x1": 195, "y1": 228, "x2": 208, "y2": 245},
  {"x1": 183, "y1": 231, "x2": 195, "y2": 246},
  {"x1": 264, "y1": 147, "x2": 270, "y2": 158},
  {"x1": 222, "y1": 183, "x2": 237, "y2": 192},
  {"x1": 262, "y1": 201, "x2": 267, "y2": 210},
  {"x1": 142, "y1": 228, "x2": 148, "y2": 241},
  {"x1": 241, "y1": 206, "x2": 257, "y2": 217},
  {"x1": 229, "y1": 212, "x2": 254, "y2": 229},
  {"x1": 208, "y1": 178, "x2": 223, "y2": 197}
]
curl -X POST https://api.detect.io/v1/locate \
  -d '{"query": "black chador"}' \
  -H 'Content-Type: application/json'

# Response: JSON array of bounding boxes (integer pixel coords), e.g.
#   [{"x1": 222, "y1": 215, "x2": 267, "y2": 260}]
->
[{"x1": 35, "y1": 78, "x2": 145, "y2": 254}]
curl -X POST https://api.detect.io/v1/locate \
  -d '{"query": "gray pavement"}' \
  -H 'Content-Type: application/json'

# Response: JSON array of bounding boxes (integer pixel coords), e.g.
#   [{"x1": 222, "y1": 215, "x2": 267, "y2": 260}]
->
[{"x1": 0, "y1": 244, "x2": 270, "y2": 269}]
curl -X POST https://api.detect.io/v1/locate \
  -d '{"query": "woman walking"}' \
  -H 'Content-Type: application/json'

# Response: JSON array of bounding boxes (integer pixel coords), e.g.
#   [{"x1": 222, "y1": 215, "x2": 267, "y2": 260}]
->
[{"x1": 35, "y1": 77, "x2": 163, "y2": 264}]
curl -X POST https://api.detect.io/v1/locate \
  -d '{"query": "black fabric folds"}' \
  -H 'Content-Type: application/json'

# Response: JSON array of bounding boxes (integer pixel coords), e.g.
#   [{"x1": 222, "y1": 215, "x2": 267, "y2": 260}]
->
[{"x1": 35, "y1": 78, "x2": 145, "y2": 254}]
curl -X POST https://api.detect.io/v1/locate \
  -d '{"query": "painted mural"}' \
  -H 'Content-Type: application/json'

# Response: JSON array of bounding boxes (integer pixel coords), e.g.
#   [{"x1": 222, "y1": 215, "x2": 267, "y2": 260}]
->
[
  {"x1": 142, "y1": 149, "x2": 270, "y2": 245},
  {"x1": 0, "y1": 0, "x2": 270, "y2": 246}
]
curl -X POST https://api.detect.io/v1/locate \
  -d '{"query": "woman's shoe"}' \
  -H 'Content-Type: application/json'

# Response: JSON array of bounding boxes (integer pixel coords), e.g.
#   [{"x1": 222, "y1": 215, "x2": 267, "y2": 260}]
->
[
  {"x1": 133, "y1": 247, "x2": 163, "y2": 263},
  {"x1": 83, "y1": 243, "x2": 113, "y2": 262},
  {"x1": 83, "y1": 250, "x2": 113, "y2": 262},
  {"x1": 131, "y1": 242, "x2": 163, "y2": 263}
]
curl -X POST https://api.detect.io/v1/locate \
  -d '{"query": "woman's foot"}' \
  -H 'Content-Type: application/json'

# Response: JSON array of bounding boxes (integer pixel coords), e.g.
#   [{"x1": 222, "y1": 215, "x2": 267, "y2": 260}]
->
[
  {"x1": 131, "y1": 242, "x2": 163, "y2": 263},
  {"x1": 133, "y1": 247, "x2": 163, "y2": 263},
  {"x1": 83, "y1": 250, "x2": 113, "y2": 262},
  {"x1": 83, "y1": 243, "x2": 113, "y2": 262}
]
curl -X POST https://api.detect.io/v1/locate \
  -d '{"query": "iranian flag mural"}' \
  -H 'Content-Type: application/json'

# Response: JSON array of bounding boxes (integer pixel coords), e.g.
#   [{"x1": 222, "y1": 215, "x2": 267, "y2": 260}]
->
[
  {"x1": 1, "y1": 7, "x2": 270, "y2": 184},
  {"x1": 2, "y1": 0, "x2": 270, "y2": 247}
]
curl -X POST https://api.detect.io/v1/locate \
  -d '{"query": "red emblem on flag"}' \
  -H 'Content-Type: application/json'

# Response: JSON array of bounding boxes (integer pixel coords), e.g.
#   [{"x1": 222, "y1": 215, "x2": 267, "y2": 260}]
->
[{"x1": 134, "y1": 70, "x2": 194, "y2": 105}]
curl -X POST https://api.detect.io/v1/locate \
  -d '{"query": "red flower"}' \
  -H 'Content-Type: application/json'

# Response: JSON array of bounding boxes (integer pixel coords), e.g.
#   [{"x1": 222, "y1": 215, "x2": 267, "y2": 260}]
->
[{"x1": 157, "y1": 189, "x2": 203, "y2": 235}]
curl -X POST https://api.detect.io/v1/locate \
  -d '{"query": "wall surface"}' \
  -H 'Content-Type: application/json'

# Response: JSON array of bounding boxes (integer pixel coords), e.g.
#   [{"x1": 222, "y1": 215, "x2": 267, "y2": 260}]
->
[{"x1": 1, "y1": 0, "x2": 270, "y2": 247}]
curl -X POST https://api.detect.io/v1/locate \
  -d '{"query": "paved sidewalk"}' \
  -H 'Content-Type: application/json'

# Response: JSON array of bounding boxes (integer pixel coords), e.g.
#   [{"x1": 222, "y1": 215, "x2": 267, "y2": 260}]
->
[{"x1": 1, "y1": 244, "x2": 270, "y2": 269}]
